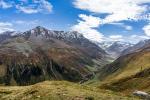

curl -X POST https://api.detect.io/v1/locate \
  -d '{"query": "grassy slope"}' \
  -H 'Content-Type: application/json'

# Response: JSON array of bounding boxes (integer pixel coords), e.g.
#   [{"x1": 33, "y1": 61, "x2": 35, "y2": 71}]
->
[
  {"x1": 99, "y1": 50, "x2": 150, "y2": 94},
  {"x1": 0, "y1": 81, "x2": 137, "y2": 100}
]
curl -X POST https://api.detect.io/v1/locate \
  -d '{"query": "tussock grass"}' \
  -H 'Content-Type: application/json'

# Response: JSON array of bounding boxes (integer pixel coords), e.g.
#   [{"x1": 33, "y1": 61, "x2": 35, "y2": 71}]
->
[
  {"x1": 99, "y1": 51, "x2": 150, "y2": 95},
  {"x1": 0, "y1": 81, "x2": 137, "y2": 100}
]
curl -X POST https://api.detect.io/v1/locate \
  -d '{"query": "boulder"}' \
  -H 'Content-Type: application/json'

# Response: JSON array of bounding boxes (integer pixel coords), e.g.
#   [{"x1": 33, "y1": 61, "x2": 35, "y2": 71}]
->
[{"x1": 133, "y1": 90, "x2": 150, "y2": 99}]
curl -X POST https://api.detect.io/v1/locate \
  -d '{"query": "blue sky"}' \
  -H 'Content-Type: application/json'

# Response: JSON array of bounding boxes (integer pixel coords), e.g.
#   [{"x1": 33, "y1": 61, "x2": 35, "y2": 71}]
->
[{"x1": 0, "y1": 0, "x2": 150, "y2": 43}]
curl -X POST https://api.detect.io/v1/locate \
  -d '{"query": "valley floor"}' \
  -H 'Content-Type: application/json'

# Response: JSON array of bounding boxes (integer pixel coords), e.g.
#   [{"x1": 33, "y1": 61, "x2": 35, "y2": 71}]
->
[{"x1": 0, "y1": 81, "x2": 138, "y2": 100}]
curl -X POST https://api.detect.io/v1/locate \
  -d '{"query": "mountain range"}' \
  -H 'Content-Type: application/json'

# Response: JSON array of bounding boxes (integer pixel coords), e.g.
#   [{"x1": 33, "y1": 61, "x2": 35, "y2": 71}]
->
[
  {"x1": 106, "y1": 41, "x2": 133, "y2": 58},
  {"x1": 121, "y1": 39, "x2": 150, "y2": 56},
  {"x1": 0, "y1": 26, "x2": 111, "y2": 85},
  {"x1": 0, "y1": 26, "x2": 150, "y2": 99},
  {"x1": 97, "y1": 41, "x2": 133, "y2": 58}
]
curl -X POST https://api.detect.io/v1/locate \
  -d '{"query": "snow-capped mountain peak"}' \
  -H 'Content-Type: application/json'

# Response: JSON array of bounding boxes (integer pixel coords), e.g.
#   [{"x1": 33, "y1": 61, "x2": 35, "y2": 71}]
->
[
  {"x1": 24, "y1": 26, "x2": 84, "y2": 40},
  {"x1": 95, "y1": 41, "x2": 133, "y2": 58}
]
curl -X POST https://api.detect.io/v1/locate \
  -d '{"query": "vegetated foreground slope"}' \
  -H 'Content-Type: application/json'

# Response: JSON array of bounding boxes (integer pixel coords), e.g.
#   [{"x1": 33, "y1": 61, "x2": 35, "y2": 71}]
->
[
  {"x1": 0, "y1": 26, "x2": 110, "y2": 85},
  {"x1": 99, "y1": 45, "x2": 150, "y2": 94},
  {"x1": 0, "y1": 81, "x2": 138, "y2": 100}
]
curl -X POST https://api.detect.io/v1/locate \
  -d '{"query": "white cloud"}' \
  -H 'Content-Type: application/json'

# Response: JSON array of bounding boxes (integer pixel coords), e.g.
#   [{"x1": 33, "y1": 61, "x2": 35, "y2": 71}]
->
[
  {"x1": 109, "y1": 22, "x2": 133, "y2": 31},
  {"x1": 0, "y1": 22, "x2": 14, "y2": 33},
  {"x1": 18, "y1": 0, "x2": 28, "y2": 3},
  {"x1": 16, "y1": 5, "x2": 39, "y2": 14},
  {"x1": 143, "y1": 23, "x2": 150, "y2": 36},
  {"x1": 73, "y1": 0, "x2": 150, "y2": 23},
  {"x1": 125, "y1": 26, "x2": 133, "y2": 31},
  {"x1": 13, "y1": 20, "x2": 39, "y2": 25},
  {"x1": 16, "y1": 0, "x2": 53, "y2": 14},
  {"x1": 0, "y1": 0, "x2": 53, "y2": 14},
  {"x1": 103, "y1": 34, "x2": 150, "y2": 43},
  {"x1": 128, "y1": 35, "x2": 150, "y2": 43},
  {"x1": 71, "y1": 15, "x2": 135, "y2": 42},
  {"x1": 39, "y1": 0, "x2": 53, "y2": 13},
  {"x1": 14, "y1": 20, "x2": 27, "y2": 24},
  {"x1": 0, "y1": 22, "x2": 12, "y2": 27},
  {"x1": 109, "y1": 35, "x2": 123, "y2": 41},
  {"x1": 71, "y1": 14, "x2": 104, "y2": 41},
  {"x1": 72, "y1": 0, "x2": 150, "y2": 43},
  {"x1": 0, "y1": 0, "x2": 13, "y2": 9}
]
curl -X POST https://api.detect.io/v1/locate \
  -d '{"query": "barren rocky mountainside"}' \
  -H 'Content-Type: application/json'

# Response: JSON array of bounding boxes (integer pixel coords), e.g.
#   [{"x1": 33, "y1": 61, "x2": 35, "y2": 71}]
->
[{"x1": 0, "y1": 26, "x2": 110, "y2": 85}]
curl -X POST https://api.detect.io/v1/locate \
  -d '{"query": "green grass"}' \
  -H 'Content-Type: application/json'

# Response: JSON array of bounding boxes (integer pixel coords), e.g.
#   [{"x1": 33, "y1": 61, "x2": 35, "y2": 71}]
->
[
  {"x1": 99, "y1": 51, "x2": 150, "y2": 95},
  {"x1": 0, "y1": 81, "x2": 138, "y2": 100}
]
